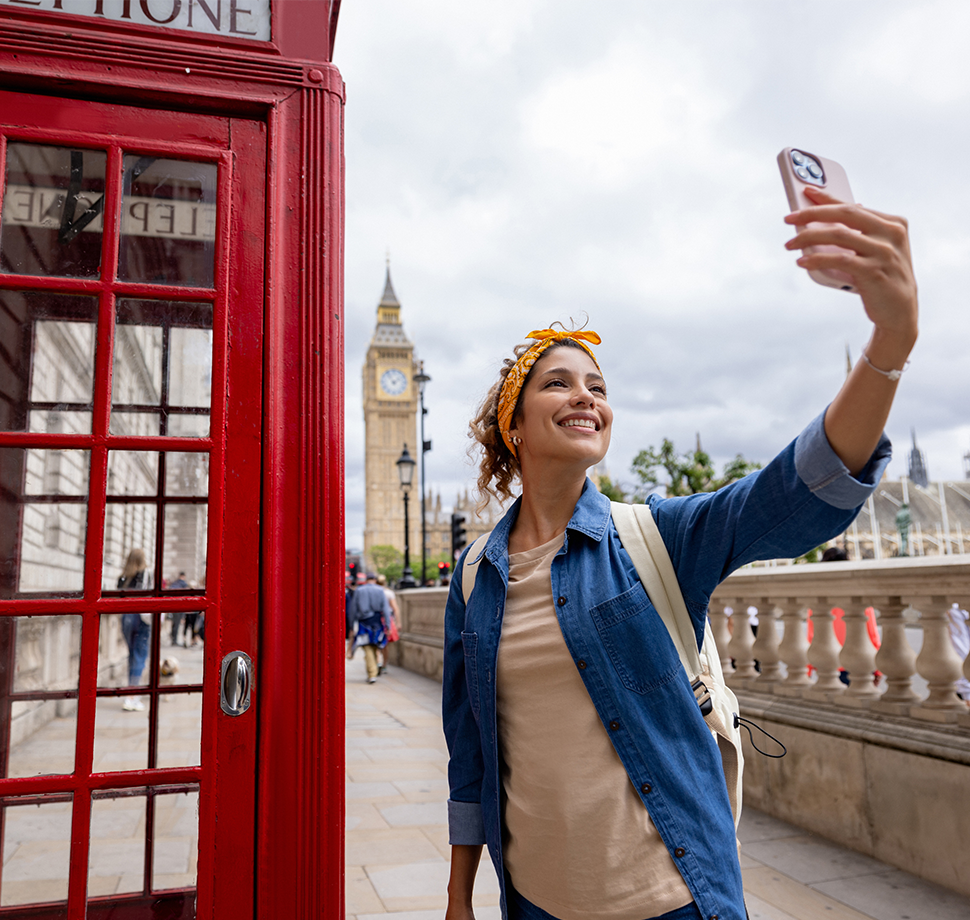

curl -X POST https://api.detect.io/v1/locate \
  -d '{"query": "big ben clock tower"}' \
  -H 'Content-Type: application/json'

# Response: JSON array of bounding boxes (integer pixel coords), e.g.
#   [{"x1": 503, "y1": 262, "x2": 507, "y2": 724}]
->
[{"x1": 363, "y1": 267, "x2": 419, "y2": 566}]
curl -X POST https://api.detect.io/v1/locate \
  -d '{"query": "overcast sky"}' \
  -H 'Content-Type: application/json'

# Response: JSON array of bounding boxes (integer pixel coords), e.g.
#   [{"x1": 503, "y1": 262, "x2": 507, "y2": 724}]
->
[{"x1": 336, "y1": 0, "x2": 970, "y2": 552}]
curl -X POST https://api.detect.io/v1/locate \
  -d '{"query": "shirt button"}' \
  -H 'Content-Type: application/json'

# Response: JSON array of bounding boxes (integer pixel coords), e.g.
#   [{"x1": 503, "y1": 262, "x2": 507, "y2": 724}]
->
[
  {"x1": 577, "y1": 660, "x2": 587, "y2": 670},
  {"x1": 674, "y1": 847, "x2": 686, "y2": 858},
  {"x1": 557, "y1": 596, "x2": 567, "y2": 606},
  {"x1": 609, "y1": 720, "x2": 620, "y2": 731},
  {"x1": 640, "y1": 783, "x2": 651, "y2": 794}
]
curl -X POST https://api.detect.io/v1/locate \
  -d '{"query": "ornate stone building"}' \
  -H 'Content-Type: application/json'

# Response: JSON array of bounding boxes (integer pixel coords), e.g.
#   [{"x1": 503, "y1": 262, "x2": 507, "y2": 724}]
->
[{"x1": 362, "y1": 269, "x2": 419, "y2": 565}]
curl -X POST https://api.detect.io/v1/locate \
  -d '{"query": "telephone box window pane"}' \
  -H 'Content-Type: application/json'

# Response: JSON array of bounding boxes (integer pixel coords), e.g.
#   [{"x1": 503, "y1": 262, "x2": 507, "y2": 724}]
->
[
  {"x1": 110, "y1": 410, "x2": 162, "y2": 436},
  {"x1": 89, "y1": 790, "x2": 146, "y2": 895},
  {"x1": 0, "y1": 291, "x2": 97, "y2": 433},
  {"x1": 169, "y1": 326, "x2": 213, "y2": 408},
  {"x1": 167, "y1": 413, "x2": 209, "y2": 438},
  {"x1": 0, "y1": 142, "x2": 106, "y2": 277},
  {"x1": 3, "y1": 615, "x2": 81, "y2": 778},
  {"x1": 159, "y1": 618, "x2": 203, "y2": 678},
  {"x1": 163, "y1": 505, "x2": 207, "y2": 591},
  {"x1": 152, "y1": 788, "x2": 199, "y2": 892},
  {"x1": 103, "y1": 504, "x2": 157, "y2": 592},
  {"x1": 97, "y1": 613, "x2": 135, "y2": 689},
  {"x1": 4, "y1": 446, "x2": 89, "y2": 597},
  {"x1": 0, "y1": 794, "x2": 72, "y2": 906},
  {"x1": 156, "y1": 692, "x2": 202, "y2": 769},
  {"x1": 165, "y1": 453, "x2": 209, "y2": 497},
  {"x1": 107, "y1": 450, "x2": 160, "y2": 496},
  {"x1": 119, "y1": 157, "x2": 216, "y2": 288},
  {"x1": 113, "y1": 323, "x2": 163, "y2": 407},
  {"x1": 94, "y1": 690, "x2": 149, "y2": 772}
]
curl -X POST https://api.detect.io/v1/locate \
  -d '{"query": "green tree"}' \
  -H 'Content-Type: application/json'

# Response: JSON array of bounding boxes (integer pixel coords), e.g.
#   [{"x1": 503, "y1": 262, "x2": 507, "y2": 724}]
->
[
  {"x1": 631, "y1": 439, "x2": 761, "y2": 497},
  {"x1": 369, "y1": 544, "x2": 403, "y2": 585},
  {"x1": 594, "y1": 474, "x2": 629, "y2": 503}
]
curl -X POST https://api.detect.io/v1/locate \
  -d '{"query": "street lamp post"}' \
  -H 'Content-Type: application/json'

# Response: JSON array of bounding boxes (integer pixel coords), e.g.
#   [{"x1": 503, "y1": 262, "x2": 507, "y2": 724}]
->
[
  {"x1": 396, "y1": 444, "x2": 418, "y2": 589},
  {"x1": 414, "y1": 362, "x2": 431, "y2": 585}
]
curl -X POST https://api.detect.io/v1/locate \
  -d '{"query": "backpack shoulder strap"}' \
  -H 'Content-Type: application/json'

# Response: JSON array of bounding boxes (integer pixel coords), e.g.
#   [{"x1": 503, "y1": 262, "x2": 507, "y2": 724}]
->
[
  {"x1": 461, "y1": 533, "x2": 491, "y2": 606},
  {"x1": 610, "y1": 501, "x2": 702, "y2": 679}
]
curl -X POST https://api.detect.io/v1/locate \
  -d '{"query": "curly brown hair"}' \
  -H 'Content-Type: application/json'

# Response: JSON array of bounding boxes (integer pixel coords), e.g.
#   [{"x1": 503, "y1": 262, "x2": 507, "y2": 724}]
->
[{"x1": 469, "y1": 338, "x2": 589, "y2": 511}]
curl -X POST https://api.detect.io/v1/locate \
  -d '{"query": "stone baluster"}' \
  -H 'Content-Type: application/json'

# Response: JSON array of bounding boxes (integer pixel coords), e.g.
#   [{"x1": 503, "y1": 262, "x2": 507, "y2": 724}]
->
[
  {"x1": 751, "y1": 598, "x2": 783, "y2": 685},
  {"x1": 838, "y1": 597, "x2": 880, "y2": 705},
  {"x1": 911, "y1": 596, "x2": 967, "y2": 722},
  {"x1": 707, "y1": 603, "x2": 734, "y2": 677},
  {"x1": 726, "y1": 600, "x2": 759, "y2": 685},
  {"x1": 806, "y1": 600, "x2": 845, "y2": 699},
  {"x1": 872, "y1": 598, "x2": 920, "y2": 715},
  {"x1": 775, "y1": 599, "x2": 811, "y2": 696}
]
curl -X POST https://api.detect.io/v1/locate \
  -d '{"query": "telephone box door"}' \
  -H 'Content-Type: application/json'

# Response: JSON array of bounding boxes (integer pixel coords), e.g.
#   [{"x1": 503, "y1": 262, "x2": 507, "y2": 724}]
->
[{"x1": 0, "y1": 88, "x2": 264, "y2": 919}]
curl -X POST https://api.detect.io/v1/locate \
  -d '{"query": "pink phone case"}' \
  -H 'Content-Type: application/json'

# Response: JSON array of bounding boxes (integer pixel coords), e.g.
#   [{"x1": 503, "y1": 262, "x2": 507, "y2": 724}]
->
[{"x1": 777, "y1": 147, "x2": 856, "y2": 292}]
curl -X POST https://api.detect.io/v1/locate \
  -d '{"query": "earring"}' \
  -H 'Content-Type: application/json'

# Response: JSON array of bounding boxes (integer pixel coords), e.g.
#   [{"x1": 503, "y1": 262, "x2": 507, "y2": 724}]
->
[{"x1": 511, "y1": 436, "x2": 522, "y2": 446}]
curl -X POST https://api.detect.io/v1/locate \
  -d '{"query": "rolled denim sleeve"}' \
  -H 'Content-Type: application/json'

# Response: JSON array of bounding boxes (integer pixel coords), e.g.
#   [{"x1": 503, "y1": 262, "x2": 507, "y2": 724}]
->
[
  {"x1": 794, "y1": 409, "x2": 891, "y2": 510},
  {"x1": 448, "y1": 799, "x2": 486, "y2": 845}
]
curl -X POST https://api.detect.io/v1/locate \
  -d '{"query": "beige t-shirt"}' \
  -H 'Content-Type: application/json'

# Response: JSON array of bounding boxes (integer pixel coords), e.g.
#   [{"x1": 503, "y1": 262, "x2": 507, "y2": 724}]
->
[{"x1": 496, "y1": 533, "x2": 693, "y2": 920}]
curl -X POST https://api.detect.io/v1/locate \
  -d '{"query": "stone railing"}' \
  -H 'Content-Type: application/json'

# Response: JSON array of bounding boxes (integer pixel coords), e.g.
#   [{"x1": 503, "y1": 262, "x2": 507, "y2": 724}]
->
[
  {"x1": 389, "y1": 557, "x2": 970, "y2": 897},
  {"x1": 710, "y1": 555, "x2": 970, "y2": 727}
]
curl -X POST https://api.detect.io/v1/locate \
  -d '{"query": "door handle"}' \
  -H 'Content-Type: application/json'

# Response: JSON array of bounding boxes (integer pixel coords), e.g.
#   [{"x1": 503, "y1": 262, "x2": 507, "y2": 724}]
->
[{"x1": 220, "y1": 651, "x2": 252, "y2": 716}]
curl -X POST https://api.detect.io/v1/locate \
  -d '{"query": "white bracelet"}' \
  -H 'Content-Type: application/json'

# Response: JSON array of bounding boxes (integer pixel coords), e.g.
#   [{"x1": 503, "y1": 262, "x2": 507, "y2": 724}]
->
[{"x1": 860, "y1": 350, "x2": 909, "y2": 382}]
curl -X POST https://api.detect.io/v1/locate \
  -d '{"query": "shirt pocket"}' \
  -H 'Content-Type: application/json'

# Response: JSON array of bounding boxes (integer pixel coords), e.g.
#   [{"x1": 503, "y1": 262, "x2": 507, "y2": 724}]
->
[
  {"x1": 588, "y1": 582, "x2": 683, "y2": 694},
  {"x1": 460, "y1": 631, "x2": 481, "y2": 718}
]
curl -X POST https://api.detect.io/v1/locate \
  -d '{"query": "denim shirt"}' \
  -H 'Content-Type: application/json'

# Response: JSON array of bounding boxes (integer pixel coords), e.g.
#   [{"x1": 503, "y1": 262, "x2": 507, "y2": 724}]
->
[{"x1": 442, "y1": 411, "x2": 891, "y2": 920}]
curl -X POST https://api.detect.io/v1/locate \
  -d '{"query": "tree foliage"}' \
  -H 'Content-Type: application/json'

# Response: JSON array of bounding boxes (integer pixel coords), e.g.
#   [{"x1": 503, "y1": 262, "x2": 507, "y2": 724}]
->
[
  {"x1": 594, "y1": 474, "x2": 629, "y2": 503},
  {"x1": 368, "y1": 544, "x2": 403, "y2": 584},
  {"x1": 631, "y1": 439, "x2": 761, "y2": 497}
]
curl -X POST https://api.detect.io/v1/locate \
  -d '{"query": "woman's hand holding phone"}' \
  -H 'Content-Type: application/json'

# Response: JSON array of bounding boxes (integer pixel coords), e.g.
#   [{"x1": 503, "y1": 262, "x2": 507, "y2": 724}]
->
[{"x1": 784, "y1": 187, "x2": 918, "y2": 354}]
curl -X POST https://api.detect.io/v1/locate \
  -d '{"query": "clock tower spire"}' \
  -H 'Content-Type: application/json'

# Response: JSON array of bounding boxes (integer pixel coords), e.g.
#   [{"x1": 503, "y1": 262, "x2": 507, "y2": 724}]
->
[{"x1": 362, "y1": 266, "x2": 419, "y2": 568}]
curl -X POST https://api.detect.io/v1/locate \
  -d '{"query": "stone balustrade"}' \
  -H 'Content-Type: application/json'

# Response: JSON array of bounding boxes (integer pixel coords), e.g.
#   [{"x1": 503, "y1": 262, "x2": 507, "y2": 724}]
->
[{"x1": 710, "y1": 554, "x2": 970, "y2": 728}]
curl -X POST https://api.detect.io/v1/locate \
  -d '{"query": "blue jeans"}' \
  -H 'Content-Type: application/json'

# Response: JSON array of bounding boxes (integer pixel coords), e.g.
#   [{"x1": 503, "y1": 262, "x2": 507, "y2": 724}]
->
[
  {"x1": 121, "y1": 614, "x2": 150, "y2": 685},
  {"x1": 508, "y1": 885, "x2": 703, "y2": 920}
]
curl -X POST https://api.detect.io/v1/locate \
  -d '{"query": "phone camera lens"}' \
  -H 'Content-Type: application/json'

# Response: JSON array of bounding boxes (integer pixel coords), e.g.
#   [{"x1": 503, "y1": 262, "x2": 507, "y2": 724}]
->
[
  {"x1": 791, "y1": 151, "x2": 806, "y2": 165},
  {"x1": 795, "y1": 165, "x2": 810, "y2": 180},
  {"x1": 807, "y1": 162, "x2": 823, "y2": 179}
]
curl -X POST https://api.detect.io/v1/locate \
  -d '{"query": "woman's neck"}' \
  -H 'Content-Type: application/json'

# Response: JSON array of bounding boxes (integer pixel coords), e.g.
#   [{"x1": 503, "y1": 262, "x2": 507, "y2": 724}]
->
[{"x1": 509, "y1": 470, "x2": 587, "y2": 554}]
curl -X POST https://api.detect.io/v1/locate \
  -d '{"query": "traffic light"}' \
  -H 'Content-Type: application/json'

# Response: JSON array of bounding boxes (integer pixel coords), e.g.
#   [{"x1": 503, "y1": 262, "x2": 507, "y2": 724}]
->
[
  {"x1": 347, "y1": 561, "x2": 359, "y2": 585},
  {"x1": 451, "y1": 513, "x2": 467, "y2": 558},
  {"x1": 438, "y1": 561, "x2": 451, "y2": 579}
]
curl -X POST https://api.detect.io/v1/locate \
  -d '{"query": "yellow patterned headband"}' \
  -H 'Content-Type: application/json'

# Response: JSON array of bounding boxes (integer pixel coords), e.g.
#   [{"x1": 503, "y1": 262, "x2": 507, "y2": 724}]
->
[{"x1": 497, "y1": 328, "x2": 602, "y2": 456}]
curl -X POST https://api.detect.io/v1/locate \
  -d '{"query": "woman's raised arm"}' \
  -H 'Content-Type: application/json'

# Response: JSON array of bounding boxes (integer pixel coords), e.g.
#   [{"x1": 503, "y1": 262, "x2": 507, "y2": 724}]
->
[{"x1": 784, "y1": 186, "x2": 918, "y2": 475}]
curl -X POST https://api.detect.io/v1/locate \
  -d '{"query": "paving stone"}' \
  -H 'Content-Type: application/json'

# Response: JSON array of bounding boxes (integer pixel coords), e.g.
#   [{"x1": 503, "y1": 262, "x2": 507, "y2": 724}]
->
[
  {"x1": 741, "y1": 865, "x2": 873, "y2": 920},
  {"x1": 346, "y1": 828, "x2": 442, "y2": 868},
  {"x1": 813, "y1": 869, "x2": 970, "y2": 920},
  {"x1": 378, "y1": 802, "x2": 448, "y2": 828},
  {"x1": 347, "y1": 781, "x2": 403, "y2": 800},
  {"x1": 743, "y1": 834, "x2": 888, "y2": 884}
]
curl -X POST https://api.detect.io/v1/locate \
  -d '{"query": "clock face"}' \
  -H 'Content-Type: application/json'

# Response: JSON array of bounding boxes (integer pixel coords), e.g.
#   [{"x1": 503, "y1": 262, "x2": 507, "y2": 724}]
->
[{"x1": 380, "y1": 368, "x2": 408, "y2": 396}]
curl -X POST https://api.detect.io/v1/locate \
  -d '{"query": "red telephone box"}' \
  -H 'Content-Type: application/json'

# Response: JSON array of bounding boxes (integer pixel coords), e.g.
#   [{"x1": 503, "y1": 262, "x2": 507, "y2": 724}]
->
[{"x1": 0, "y1": 4, "x2": 346, "y2": 917}]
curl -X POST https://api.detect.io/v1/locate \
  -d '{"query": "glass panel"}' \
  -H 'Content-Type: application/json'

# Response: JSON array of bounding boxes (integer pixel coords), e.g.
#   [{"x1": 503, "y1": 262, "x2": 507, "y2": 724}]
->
[
  {"x1": 110, "y1": 410, "x2": 161, "y2": 436},
  {"x1": 0, "y1": 794, "x2": 73, "y2": 907},
  {"x1": 119, "y1": 157, "x2": 217, "y2": 287},
  {"x1": 93, "y1": 689, "x2": 149, "y2": 772},
  {"x1": 88, "y1": 790, "x2": 145, "y2": 895},
  {"x1": 168, "y1": 326, "x2": 213, "y2": 407},
  {"x1": 97, "y1": 613, "x2": 133, "y2": 688},
  {"x1": 103, "y1": 504, "x2": 157, "y2": 591},
  {"x1": 165, "y1": 453, "x2": 209, "y2": 497},
  {"x1": 112, "y1": 323, "x2": 163, "y2": 408},
  {"x1": 163, "y1": 505, "x2": 208, "y2": 590},
  {"x1": 152, "y1": 788, "x2": 199, "y2": 892},
  {"x1": 1, "y1": 142, "x2": 106, "y2": 277},
  {"x1": 167, "y1": 413, "x2": 209, "y2": 438},
  {"x1": 24, "y1": 448, "x2": 90, "y2": 496},
  {"x1": 157, "y1": 692, "x2": 202, "y2": 768},
  {"x1": 107, "y1": 450, "x2": 159, "y2": 496},
  {"x1": 0, "y1": 291, "x2": 97, "y2": 433},
  {"x1": 162, "y1": 610, "x2": 204, "y2": 656},
  {"x1": 3, "y1": 615, "x2": 81, "y2": 778}
]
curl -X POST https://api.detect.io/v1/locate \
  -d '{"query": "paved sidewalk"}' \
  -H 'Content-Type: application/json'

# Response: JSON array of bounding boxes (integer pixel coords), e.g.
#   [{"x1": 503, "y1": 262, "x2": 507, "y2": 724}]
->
[{"x1": 345, "y1": 656, "x2": 970, "y2": 920}]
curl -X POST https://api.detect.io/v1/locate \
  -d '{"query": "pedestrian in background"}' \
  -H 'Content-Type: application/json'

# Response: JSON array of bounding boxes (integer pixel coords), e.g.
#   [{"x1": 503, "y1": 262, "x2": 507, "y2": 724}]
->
[
  {"x1": 118, "y1": 548, "x2": 150, "y2": 712},
  {"x1": 350, "y1": 572, "x2": 392, "y2": 683},
  {"x1": 376, "y1": 573, "x2": 400, "y2": 675}
]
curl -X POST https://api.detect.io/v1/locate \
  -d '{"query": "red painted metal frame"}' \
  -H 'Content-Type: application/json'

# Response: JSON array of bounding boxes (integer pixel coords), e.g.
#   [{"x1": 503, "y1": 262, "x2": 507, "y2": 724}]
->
[{"x1": 0, "y1": 3, "x2": 346, "y2": 918}]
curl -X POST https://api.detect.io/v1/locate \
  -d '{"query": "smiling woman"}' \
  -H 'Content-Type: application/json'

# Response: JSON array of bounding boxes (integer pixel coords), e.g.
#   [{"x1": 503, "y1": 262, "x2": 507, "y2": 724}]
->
[{"x1": 443, "y1": 181, "x2": 919, "y2": 920}]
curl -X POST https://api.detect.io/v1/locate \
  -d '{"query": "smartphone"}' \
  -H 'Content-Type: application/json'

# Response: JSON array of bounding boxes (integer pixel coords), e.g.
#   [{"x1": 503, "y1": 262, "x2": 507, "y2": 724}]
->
[{"x1": 777, "y1": 147, "x2": 856, "y2": 292}]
